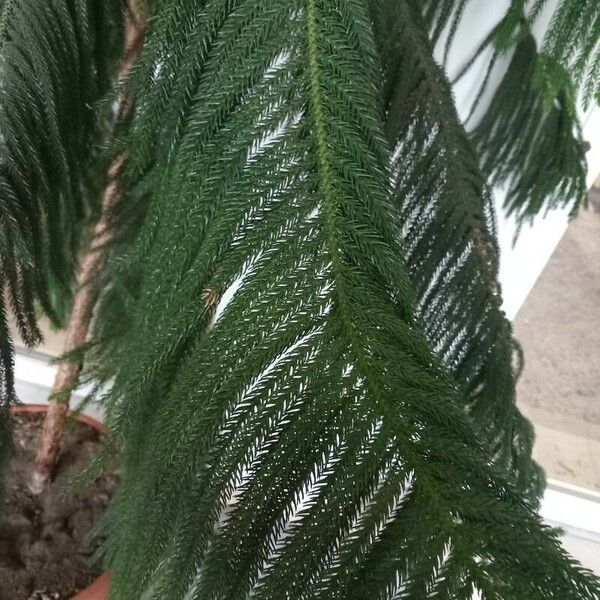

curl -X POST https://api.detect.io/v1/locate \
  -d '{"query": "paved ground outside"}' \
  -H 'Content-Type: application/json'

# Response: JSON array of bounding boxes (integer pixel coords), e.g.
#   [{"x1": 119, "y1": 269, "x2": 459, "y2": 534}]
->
[{"x1": 515, "y1": 195, "x2": 600, "y2": 492}]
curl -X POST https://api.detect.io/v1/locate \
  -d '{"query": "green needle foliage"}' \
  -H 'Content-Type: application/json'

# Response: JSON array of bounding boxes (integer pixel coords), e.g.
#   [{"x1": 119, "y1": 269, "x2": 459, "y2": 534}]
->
[
  {"x1": 0, "y1": 0, "x2": 122, "y2": 489},
  {"x1": 79, "y1": 1, "x2": 600, "y2": 597},
  {"x1": 471, "y1": 32, "x2": 588, "y2": 228},
  {"x1": 421, "y1": 0, "x2": 469, "y2": 64},
  {"x1": 536, "y1": 0, "x2": 600, "y2": 109},
  {"x1": 421, "y1": 0, "x2": 591, "y2": 227},
  {"x1": 374, "y1": 0, "x2": 543, "y2": 503},
  {"x1": 423, "y1": 0, "x2": 600, "y2": 108}
]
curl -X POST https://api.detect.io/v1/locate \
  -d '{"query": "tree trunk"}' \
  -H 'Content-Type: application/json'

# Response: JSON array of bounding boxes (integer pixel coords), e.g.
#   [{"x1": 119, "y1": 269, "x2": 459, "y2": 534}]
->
[{"x1": 31, "y1": 1, "x2": 148, "y2": 494}]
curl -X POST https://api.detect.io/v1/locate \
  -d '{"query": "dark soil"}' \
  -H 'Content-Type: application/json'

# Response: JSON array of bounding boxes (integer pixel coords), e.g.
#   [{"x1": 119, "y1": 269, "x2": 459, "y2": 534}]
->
[{"x1": 0, "y1": 412, "x2": 119, "y2": 599}]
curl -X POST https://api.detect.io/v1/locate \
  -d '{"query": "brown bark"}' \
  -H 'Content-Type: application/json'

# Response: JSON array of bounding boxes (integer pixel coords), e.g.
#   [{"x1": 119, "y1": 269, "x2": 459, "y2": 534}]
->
[{"x1": 31, "y1": 2, "x2": 148, "y2": 493}]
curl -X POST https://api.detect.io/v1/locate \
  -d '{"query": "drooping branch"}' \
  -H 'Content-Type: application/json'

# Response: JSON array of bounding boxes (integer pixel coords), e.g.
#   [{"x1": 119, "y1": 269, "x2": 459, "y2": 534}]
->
[
  {"x1": 0, "y1": 0, "x2": 124, "y2": 499},
  {"x1": 372, "y1": 0, "x2": 544, "y2": 502},
  {"x1": 81, "y1": 2, "x2": 600, "y2": 598}
]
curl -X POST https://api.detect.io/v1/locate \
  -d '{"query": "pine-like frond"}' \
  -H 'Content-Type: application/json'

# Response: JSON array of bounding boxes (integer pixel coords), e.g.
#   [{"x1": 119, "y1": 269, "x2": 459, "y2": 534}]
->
[
  {"x1": 89, "y1": 2, "x2": 600, "y2": 598},
  {"x1": 472, "y1": 33, "x2": 588, "y2": 228},
  {"x1": 420, "y1": 0, "x2": 526, "y2": 65},
  {"x1": 0, "y1": 0, "x2": 123, "y2": 339},
  {"x1": 0, "y1": 0, "x2": 124, "y2": 314},
  {"x1": 537, "y1": 0, "x2": 600, "y2": 108},
  {"x1": 421, "y1": 0, "x2": 468, "y2": 60},
  {"x1": 423, "y1": 0, "x2": 600, "y2": 107},
  {"x1": 418, "y1": 1, "x2": 591, "y2": 227},
  {"x1": 373, "y1": 0, "x2": 543, "y2": 503}
]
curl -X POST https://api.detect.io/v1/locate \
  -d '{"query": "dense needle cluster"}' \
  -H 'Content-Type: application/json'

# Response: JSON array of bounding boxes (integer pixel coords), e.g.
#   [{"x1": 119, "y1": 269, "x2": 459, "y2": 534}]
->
[
  {"x1": 80, "y1": 0, "x2": 598, "y2": 598},
  {"x1": 0, "y1": 0, "x2": 599, "y2": 598},
  {"x1": 374, "y1": 0, "x2": 543, "y2": 503}
]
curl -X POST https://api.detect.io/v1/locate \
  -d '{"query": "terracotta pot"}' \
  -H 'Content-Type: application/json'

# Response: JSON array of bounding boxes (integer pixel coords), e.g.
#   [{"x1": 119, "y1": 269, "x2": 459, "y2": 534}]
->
[
  {"x1": 70, "y1": 573, "x2": 111, "y2": 600},
  {"x1": 10, "y1": 404, "x2": 110, "y2": 600},
  {"x1": 11, "y1": 403, "x2": 107, "y2": 434}
]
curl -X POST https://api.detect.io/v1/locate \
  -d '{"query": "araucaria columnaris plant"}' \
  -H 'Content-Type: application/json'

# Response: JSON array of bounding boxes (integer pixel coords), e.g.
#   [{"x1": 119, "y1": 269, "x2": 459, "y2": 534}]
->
[
  {"x1": 0, "y1": 0, "x2": 598, "y2": 597},
  {"x1": 74, "y1": 0, "x2": 600, "y2": 598}
]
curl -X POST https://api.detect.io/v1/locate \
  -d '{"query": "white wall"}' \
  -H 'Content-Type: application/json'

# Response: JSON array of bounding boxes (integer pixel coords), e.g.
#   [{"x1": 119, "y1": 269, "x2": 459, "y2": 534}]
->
[
  {"x1": 542, "y1": 481, "x2": 600, "y2": 574},
  {"x1": 441, "y1": 0, "x2": 600, "y2": 319}
]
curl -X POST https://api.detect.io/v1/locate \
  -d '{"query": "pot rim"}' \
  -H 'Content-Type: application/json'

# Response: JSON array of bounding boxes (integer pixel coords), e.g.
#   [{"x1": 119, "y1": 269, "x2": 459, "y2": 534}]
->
[
  {"x1": 70, "y1": 573, "x2": 111, "y2": 600},
  {"x1": 10, "y1": 403, "x2": 107, "y2": 434}
]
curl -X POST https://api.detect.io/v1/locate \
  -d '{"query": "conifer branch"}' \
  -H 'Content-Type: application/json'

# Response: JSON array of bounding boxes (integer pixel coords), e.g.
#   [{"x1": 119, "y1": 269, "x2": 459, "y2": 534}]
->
[
  {"x1": 420, "y1": 0, "x2": 591, "y2": 226},
  {"x1": 373, "y1": 0, "x2": 544, "y2": 502},
  {"x1": 472, "y1": 33, "x2": 588, "y2": 229},
  {"x1": 80, "y1": 2, "x2": 600, "y2": 597},
  {"x1": 540, "y1": 0, "x2": 600, "y2": 108}
]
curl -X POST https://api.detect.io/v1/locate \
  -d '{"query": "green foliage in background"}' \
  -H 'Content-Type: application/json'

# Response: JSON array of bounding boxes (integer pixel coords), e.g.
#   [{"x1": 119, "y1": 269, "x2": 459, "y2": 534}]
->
[
  {"x1": 426, "y1": 0, "x2": 591, "y2": 228},
  {"x1": 472, "y1": 33, "x2": 588, "y2": 228},
  {"x1": 539, "y1": 0, "x2": 600, "y2": 109},
  {"x1": 0, "y1": 0, "x2": 123, "y2": 492}
]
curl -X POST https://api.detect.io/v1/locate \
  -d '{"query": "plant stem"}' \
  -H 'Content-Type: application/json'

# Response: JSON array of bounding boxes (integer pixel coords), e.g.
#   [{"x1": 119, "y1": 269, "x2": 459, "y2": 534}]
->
[{"x1": 31, "y1": 1, "x2": 148, "y2": 494}]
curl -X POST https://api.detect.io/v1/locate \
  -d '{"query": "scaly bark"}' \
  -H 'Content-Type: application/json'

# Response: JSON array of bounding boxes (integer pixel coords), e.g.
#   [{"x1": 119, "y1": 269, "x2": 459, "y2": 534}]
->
[{"x1": 31, "y1": 1, "x2": 148, "y2": 493}]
